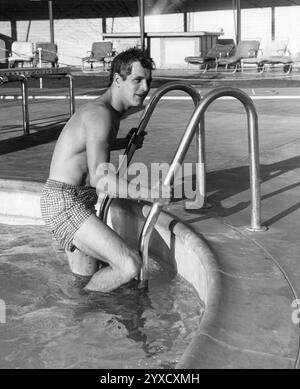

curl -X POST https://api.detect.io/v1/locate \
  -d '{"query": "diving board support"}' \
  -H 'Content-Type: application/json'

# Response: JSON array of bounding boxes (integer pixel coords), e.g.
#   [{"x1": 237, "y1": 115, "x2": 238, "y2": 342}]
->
[
  {"x1": 20, "y1": 76, "x2": 29, "y2": 135},
  {"x1": 0, "y1": 67, "x2": 75, "y2": 135}
]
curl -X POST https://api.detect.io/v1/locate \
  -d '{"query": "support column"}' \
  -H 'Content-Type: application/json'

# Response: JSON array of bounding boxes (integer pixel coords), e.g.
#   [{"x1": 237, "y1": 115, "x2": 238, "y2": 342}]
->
[
  {"x1": 236, "y1": 0, "x2": 241, "y2": 44},
  {"x1": 138, "y1": 0, "x2": 145, "y2": 51},
  {"x1": 11, "y1": 19, "x2": 17, "y2": 41},
  {"x1": 271, "y1": 6, "x2": 275, "y2": 40},
  {"x1": 183, "y1": 12, "x2": 188, "y2": 32},
  {"x1": 102, "y1": 17, "x2": 107, "y2": 34},
  {"x1": 48, "y1": 1, "x2": 54, "y2": 43},
  {"x1": 25, "y1": 20, "x2": 31, "y2": 42}
]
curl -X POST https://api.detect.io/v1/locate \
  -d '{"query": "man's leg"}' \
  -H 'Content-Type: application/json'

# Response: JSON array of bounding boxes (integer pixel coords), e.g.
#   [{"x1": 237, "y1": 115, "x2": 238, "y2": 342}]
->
[
  {"x1": 72, "y1": 214, "x2": 141, "y2": 293},
  {"x1": 65, "y1": 249, "x2": 98, "y2": 276}
]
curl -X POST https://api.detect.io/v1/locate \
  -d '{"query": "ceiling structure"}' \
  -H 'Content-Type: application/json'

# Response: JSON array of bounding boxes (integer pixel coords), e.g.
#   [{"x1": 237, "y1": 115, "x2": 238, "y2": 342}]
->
[{"x1": 0, "y1": 0, "x2": 299, "y2": 21}]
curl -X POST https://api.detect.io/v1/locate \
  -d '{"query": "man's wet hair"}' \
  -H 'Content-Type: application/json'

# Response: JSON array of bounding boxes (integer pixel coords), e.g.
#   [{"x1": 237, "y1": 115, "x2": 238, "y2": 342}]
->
[{"x1": 109, "y1": 48, "x2": 155, "y2": 85}]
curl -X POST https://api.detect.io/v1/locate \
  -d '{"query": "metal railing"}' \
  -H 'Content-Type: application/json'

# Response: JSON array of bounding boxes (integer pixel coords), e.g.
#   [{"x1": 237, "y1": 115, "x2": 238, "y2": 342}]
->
[
  {"x1": 0, "y1": 68, "x2": 75, "y2": 135},
  {"x1": 139, "y1": 86, "x2": 267, "y2": 288},
  {"x1": 99, "y1": 81, "x2": 201, "y2": 222}
]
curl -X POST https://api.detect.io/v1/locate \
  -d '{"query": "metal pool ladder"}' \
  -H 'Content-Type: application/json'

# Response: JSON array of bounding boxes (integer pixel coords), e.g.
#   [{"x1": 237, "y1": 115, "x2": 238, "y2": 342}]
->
[{"x1": 139, "y1": 86, "x2": 267, "y2": 288}]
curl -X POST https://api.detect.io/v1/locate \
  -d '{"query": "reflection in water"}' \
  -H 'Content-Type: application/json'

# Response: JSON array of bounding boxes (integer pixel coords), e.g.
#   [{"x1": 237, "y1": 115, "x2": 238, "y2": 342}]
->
[
  {"x1": 0, "y1": 225, "x2": 204, "y2": 369},
  {"x1": 73, "y1": 279, "x2": 152, "y2": 355}
]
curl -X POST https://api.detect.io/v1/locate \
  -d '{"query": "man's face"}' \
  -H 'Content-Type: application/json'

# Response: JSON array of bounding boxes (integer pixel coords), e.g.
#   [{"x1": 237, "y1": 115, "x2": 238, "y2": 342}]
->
[{"x1": 119, "y1": 61, "x2": 152, "y2": 109}]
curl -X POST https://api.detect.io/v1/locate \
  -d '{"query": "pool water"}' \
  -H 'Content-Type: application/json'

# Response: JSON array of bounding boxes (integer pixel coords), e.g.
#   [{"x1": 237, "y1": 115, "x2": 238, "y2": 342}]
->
[{"x1": 0, "y1": 224, "x2": 204, "y2": 369}]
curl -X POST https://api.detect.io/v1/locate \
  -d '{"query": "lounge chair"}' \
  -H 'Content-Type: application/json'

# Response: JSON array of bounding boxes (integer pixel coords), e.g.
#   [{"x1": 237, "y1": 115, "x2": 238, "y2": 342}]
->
[
  {"x1": 185, "y1": 43, "x2": 235, "y2": 72},
  {"x1": 34, "y1": 42, "x2": 58, "y2": 68},
  {"x1": 0, "y1": 34, "x2": 13, "y2": 68},
  {"x1": 82, "y1": 41, "x2": 113, "y2": 72},
  {"x1": 8, "y1": 41, "x2": 34, "y2": 68},
  {"x1": 103, "y1": 42, "x2": 138, "y2": 71},
  {"x1": 0, "y1": 38, "x2": 6, "y2": 67},
  {"x1": 216, "y1": 40, "x2": 260, "y2": 72},
  {"x1": 217, "y1": 38, "x2": 236, "y2": 46},
  {"x1": 242, "y1": 39, "x2": 292, "y2": 74},
  {"x1": 290, "y1": 51, "x2": 300, "y2": 72}
]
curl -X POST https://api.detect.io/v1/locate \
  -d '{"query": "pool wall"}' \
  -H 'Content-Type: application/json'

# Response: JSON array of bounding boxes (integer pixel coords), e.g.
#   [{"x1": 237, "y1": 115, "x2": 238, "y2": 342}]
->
[
  {"x1": 0, "y1": 179, "x2": 43, "y2": 225},
  {"x1": 107, "y1": 199, "x2": 222, "y2": 368}
]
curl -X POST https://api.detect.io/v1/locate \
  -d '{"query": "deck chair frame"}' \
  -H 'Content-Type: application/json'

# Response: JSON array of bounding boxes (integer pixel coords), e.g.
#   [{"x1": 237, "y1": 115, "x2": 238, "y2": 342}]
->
[
  {"x1": 34, "y1": 42, "x2": 58, "y2": 68},
  {"x1": 241, "y1": 39, "x2": 292, "y2": 74},
  {"x1": 185, "y1": 43, "x2": 235, "y2": 73},
  {"x1": 103, "y1": 42, "x2": 138, "y2": 71},
  {"x1": 215, "y1": 40, "x2": 260, "y2": 73},
  {"x1": 82, "y1": 41, "x2": 113, "y2": 72}
]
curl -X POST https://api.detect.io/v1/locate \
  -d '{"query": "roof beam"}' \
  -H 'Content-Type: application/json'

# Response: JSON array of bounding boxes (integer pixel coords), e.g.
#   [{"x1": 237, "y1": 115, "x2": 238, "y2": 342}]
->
[{"x1": 1, "y1": 1, "x2": 299, "y2": 21}]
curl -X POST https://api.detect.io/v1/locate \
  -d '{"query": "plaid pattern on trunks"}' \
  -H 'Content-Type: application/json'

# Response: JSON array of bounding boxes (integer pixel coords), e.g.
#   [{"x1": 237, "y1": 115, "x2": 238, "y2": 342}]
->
[{"x1": 40, "y1": 179, "x2": 98, "y2": 251}]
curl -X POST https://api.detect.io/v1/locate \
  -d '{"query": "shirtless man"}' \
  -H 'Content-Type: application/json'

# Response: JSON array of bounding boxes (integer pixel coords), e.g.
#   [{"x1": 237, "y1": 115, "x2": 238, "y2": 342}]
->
[{"x1": 40, "y1": 48, "x2": 167, "y2": 293}]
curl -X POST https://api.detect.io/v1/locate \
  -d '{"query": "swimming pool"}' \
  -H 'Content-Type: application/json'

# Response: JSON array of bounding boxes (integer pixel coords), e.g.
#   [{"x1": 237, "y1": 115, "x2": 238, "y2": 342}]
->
[
  {"x1": 0, "y1": 224, "x2": 205, "y2": 369},
  {"x1": 0, "y1": 180, "x2": 221, "y2": 369}
]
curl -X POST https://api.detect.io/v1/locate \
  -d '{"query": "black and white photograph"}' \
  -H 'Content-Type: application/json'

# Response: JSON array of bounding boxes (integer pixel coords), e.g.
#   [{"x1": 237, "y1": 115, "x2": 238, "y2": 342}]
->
[{"x1": 0, "y1": 0, "x2": 299, "y2": 372}]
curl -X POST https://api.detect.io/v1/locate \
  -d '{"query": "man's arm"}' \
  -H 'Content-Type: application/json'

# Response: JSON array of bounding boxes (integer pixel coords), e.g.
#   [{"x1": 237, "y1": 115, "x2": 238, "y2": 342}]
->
[
  {"x1": 83, "y1": 106, "x2": 169, "y2": 202},
  {"x1": 111, "y1": 128, "x2": 147, "y2": 151},
  {"x1": 84, "y1": 106, "x2": 112, "y2": 188},
  {"x1": 95, "y1": 164, "x2": 171, "y2": 204},
  {"x1": 111, "y1": 137, "x2": 128, "y2": 151},
  {"x1": 84, "y1": 106, "x2": 136, "y2": 195}
]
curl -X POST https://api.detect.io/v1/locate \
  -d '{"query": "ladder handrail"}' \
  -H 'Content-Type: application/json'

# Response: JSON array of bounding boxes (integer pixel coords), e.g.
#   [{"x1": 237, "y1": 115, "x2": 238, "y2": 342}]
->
[
  {"x1": 99, "y1": 81, "x2": 201, "y2": 222},
  {"x1": 139, "y1": 86, "x2": 266, "y2": 288}
]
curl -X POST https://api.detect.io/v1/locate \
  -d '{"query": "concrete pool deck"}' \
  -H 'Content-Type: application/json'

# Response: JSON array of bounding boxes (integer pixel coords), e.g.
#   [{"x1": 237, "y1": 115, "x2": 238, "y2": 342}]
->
[{"x1": 0, "y1": 71, "x2": 300, "y2": 369}]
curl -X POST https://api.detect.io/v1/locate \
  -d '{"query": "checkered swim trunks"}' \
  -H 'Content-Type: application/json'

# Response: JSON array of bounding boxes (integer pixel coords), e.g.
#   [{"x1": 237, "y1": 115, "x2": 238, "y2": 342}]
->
[{"x1": 40, "y1": 179, "x2": 98, "y2": 251}]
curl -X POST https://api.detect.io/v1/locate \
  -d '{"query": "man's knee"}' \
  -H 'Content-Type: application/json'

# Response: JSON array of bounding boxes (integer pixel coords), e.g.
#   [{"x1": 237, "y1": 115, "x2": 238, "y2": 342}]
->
[{"x1": 122, "y1": 252, "x2": 141, "y2": 281}]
